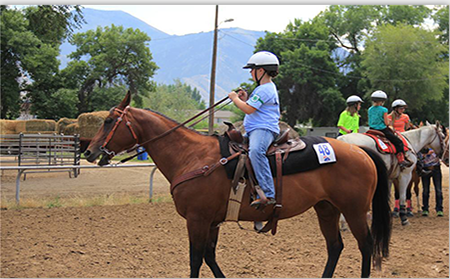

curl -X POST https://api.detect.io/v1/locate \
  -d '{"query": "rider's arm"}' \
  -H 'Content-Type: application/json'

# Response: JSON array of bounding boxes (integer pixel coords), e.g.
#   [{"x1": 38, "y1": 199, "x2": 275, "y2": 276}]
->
[
  {"x1": 338, "y1": 126, "x2": 352, "y2": 133},
  {"x1": 228, "y1": 91, "x2": 257, "y2": 115},
  {"x1": 383, "y1": 112, "x2": 391, "y2": 127}
]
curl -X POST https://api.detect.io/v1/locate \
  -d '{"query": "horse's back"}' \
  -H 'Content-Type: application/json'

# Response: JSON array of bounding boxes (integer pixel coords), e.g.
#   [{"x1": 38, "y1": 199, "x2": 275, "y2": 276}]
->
[
  {"x1": 277, "y1": 138, "x2": 378, "y2": 218},
  {"x1": 337, "y1": 133, "x2": 376, "y2": 150}
]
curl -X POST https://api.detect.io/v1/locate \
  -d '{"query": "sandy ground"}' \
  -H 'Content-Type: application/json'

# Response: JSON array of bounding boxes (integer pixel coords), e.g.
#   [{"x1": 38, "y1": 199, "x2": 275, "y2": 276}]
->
[{"x1": 0, "y1": 159, "x2": 448, "y2": 278}]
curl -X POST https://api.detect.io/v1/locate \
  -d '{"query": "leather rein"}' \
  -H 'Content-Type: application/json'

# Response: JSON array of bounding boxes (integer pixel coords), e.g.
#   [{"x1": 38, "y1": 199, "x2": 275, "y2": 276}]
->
[{"x1": 100, "y1": 96, "x2": 232, "y2": 163}]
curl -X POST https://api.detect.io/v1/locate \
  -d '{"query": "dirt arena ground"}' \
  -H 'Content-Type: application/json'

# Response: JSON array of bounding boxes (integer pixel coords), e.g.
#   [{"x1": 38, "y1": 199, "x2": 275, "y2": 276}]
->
[{"x1": 1, "y1": 160, "x2": 448, "y2": 278}]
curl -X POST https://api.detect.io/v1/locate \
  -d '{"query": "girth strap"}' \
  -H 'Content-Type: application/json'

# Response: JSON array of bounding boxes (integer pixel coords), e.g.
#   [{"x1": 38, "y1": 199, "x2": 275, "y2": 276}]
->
[{"x1": 170, "y1": 152, "x2": 241, "y2": 195}]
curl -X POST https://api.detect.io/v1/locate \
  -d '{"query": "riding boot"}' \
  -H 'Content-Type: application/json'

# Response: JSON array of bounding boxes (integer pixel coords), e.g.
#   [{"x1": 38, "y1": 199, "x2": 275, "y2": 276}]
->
[{"x1": 396, "y1": 152, "x2": 413, "y2": 169}]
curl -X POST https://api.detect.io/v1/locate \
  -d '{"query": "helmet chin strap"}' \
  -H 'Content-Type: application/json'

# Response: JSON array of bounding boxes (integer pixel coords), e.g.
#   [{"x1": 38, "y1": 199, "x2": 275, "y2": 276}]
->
[{"x1": 255, "y1": 68, "x2": 267, "y2": 86}]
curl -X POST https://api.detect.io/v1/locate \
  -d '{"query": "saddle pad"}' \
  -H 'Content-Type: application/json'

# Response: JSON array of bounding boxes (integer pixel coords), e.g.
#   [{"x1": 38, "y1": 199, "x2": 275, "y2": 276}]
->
[
  {"x1": 218, "y1": 135, "x2": 337, "y2": 179},
  {"x1": 364, "y1": 132, "x2": 409, "y2": 154}
]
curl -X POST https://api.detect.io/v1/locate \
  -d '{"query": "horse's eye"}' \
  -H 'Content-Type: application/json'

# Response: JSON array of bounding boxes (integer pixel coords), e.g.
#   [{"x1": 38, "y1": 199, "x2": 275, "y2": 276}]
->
[{"x1": 105, "y1": 118, "x2": 113, "y2": 124}]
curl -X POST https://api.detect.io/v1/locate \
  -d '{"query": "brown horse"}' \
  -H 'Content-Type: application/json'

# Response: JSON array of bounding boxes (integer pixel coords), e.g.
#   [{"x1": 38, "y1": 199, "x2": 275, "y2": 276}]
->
[{"x1": 84, "y1": 92, "x2": 391, "y2": 278}]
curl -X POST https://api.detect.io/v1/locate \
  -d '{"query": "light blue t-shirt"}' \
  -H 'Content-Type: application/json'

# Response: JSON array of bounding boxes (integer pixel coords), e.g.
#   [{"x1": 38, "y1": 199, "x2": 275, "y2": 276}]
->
[
  {"x1": 368, "y1": 105, "x2": 388, "y2": 130},
  {"x1": 243, "y1": 82, "x2": 280, "y2": 134}
]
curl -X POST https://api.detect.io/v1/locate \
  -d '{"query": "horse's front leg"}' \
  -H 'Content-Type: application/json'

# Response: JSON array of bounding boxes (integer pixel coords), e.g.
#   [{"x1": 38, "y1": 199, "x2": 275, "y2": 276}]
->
[
  {"x1": 397, "y1": 173, "x2": 412, "y2": 226},
  {"x1": 204, "y1": 225, "x2": 225, "y2": 278},
  {"x1": 187, "y1": 217, "x2": 211, "y2": 278}
]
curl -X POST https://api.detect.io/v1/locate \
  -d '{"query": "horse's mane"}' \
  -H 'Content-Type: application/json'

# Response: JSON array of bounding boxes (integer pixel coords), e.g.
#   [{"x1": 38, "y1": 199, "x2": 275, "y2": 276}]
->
[{"x1": 141, "y1": 108, "x2": 209, "y2": 136}]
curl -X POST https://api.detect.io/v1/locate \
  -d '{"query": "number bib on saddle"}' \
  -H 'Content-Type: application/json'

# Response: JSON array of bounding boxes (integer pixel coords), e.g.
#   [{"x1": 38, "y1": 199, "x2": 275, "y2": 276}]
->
[{"x1": 313, "y1": 143, "x2": 337, "y2": 164}]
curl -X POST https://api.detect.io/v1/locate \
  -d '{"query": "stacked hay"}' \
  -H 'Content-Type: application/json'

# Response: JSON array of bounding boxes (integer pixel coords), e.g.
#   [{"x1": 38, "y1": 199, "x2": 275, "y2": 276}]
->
[
  {"x1": 77, "y1": 111, "x2": 109, "y2": 138},
  {"x1": 24, "y1": 120, "x2": 56, "y2": 133},
  {"x1": 0, "y1": 120, "x2": 21, "y2": 134},
  {"x1": 63, "y1": 123, "x2": 80, "y2": 135},
  {"x1": 56, "y1": 118, "x2": 77, "y2": 134},
  {"x1": 0, "y1": 119, "x2": 56, "y2": 134}
]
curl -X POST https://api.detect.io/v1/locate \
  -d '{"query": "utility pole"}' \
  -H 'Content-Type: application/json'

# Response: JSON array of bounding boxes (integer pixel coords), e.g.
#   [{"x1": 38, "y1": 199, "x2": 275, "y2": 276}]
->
[{"x1": 208, "y1": 5, "x2": 219, "y2": 135}]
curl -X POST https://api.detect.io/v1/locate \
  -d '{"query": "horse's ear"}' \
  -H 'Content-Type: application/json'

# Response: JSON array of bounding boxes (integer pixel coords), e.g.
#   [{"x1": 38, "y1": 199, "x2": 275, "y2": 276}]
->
[
  {"x1": 436, "y1": 120, "x2": 441, "y2": 129},
  {"x1": 425, "y1": 120, "x2": 431, "y2": 126},
  {"x1": 118, "y1": 91, "x2": 132, "y2": 109}
]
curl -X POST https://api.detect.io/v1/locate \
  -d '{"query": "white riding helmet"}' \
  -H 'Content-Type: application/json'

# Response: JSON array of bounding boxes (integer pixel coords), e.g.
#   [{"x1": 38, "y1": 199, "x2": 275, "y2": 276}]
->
[
  {"x1": 392, "y1": 99, "x2": 407, "y2": 108},
  {"x1": 346, "y1": 95, "x2": 364, "y2": 104},
  {"x1": 371, "y1": 90, "x2": 387, "y2": 101},
  {"x1": 243, "y1": 51, "x2": 279, "y2": 72}
]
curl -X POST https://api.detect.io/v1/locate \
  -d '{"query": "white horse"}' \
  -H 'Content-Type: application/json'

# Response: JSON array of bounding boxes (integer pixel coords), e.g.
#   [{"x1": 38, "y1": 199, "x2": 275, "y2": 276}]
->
[{"x1": 337, "y1": 121, "x2": 448, "y2": 226}]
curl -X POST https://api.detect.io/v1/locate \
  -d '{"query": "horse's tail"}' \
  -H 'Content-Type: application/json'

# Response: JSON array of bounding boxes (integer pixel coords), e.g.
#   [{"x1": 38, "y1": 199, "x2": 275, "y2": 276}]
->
[{"x1": 360, "y1": 147, "x2": 392, "y2": 261}]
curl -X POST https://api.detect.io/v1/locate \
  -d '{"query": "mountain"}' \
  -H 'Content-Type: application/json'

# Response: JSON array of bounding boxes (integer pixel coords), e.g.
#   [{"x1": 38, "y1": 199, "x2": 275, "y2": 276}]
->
[{"x1": 60, "y1": 8, "x2": 265, "y2": 102}]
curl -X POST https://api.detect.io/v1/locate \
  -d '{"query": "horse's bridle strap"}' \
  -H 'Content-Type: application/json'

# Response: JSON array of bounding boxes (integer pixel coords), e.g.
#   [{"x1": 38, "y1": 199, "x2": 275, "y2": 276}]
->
[
  {"x1": 101, "y1": 106, "x2": 139, "y2": 152},
  {"x1": 170, "y1": 152, "x2": 241, "y2": 195}
]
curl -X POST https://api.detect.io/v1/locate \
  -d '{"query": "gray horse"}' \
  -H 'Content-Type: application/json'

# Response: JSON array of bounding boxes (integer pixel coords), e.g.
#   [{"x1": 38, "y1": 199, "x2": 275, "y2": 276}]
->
[{"x1": 337, "y1": 122, "x2": 448, "y2": 226}]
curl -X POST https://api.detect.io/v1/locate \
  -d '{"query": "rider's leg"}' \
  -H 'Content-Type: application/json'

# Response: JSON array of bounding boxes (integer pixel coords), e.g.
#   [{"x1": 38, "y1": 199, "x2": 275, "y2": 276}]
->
[{"x1": 248, "y1": 128, "x2": 277, "y2": 204}]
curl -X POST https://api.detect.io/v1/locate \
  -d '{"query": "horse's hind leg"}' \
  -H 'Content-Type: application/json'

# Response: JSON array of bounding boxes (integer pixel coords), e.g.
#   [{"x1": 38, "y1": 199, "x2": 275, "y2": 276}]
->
[
  {"x1": 204, "y1": 225, "x2": 225, "y2": 278},
  {"x1": 343, "y1": 210, "x2": 373, "y2": 278},
  {"x1": 314, "y1": 201, "x2": 344, "y2": 278}
]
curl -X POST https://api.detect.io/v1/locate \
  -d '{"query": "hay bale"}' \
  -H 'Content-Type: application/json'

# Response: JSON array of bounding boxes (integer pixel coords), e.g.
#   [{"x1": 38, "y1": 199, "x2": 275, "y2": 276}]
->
[
  {"x1": 63, "y1": 123, "x2": 80, "y2": 135},
  {"x1": 77, "y1": 111, "x2": 109, "y2": 138},
  {"x1": 13, "y1": 121, "x2": 27, "y2": 133},
  {"x1": 57, "y1": 118, "x2": 77, "y2": 134},
  {"x1": 0, "y1": 120, "x2": 20, "y2": 134},
  {"x1": 218, "y1": 121, "x2": 299, "y2": 139},
  {"x1": 25, "y1": 119, "x2": 56, "y2": 132}
]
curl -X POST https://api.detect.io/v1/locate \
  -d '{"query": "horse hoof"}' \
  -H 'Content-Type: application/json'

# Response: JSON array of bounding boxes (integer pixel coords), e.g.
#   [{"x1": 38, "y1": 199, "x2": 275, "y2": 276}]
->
[{"x1": 401, "y1": 220, "x2": 410, "y2": 226}]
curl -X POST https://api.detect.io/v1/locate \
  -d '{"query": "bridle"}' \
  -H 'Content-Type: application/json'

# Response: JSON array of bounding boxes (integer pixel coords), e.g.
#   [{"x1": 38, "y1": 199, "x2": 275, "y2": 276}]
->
[
  {"x1": 100, "y1": 106, "x2": 139, "y2": 156},
  {"x1": 429, "y1": 125, "x2": 447, "y2": 160},
  {"x1": 440, "y1": 128, "x2": 449, "y2": 162}
]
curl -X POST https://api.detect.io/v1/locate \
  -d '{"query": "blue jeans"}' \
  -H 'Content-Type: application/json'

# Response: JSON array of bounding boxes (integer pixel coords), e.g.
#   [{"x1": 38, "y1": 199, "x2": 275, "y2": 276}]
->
[
  {"x1": 422, "y1": 165, "x2": 443, "y2": 212},
  {"x1": 248, "y1": 128, "x2": 277, "y2": 199}
]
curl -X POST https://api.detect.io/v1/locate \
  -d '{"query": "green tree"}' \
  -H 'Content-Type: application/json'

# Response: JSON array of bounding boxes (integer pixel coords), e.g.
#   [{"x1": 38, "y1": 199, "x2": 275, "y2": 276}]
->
[
  {"x1": 321, "y1": 5, "x2": 432, "y2": 106},
  {"x1": 0, "y1": 6, "x2": 30, "y2": 119},
  {"x1": 143, "y1": 80, "x2": 206, "y2": 123},
  {"x1": 0, "y1": 5, "x2": 84, "y2": 119},
  {"x1": 379, "y1": 5, "x2": 431, "y2": 26},
  {"x1": 68, "y1": 24, "x2": 158, "y2": 114},
  {"x1": 361, "y1": 24, "x2": 448, "y2": 113},
  {"x1": 24, "y1": 5, "x2": 84, "y2": 47},
  {"x1": 256, "y1": 18, "x2": 342, "y2": 127},
  {"x1": 432, "y1": 5, "x2": 449, "y2": 45}
]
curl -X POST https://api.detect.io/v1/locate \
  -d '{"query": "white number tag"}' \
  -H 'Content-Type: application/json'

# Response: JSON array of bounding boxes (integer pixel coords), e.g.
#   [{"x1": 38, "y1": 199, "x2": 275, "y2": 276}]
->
[
  {"x1": 377, "y1": 139, "x2": 388, "y2": 150},
  {"x1": 313, "y1": 143, "x2": 337, "y2": 164}
]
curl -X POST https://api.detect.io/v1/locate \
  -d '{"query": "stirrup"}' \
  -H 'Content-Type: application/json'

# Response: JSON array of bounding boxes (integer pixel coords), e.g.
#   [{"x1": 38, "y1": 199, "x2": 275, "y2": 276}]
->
[{"x1": 250, "y1": 198, "x2": 276, "y2": 210}]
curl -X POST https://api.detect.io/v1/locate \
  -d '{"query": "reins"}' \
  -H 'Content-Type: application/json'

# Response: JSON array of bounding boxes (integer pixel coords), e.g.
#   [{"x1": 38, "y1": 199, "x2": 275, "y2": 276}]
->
[{"x1": 101, "y1": 96, "x2": 232, "y2": 163}]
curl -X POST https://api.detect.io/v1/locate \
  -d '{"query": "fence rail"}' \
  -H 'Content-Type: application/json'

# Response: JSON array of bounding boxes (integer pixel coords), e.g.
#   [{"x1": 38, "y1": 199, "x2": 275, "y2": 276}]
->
[
  {"x1": 0, "y1": 164, "x2": 158, "y2": 205},
  {"x1": 0, "y1": 133, "x2": 81, "y2": 178}
]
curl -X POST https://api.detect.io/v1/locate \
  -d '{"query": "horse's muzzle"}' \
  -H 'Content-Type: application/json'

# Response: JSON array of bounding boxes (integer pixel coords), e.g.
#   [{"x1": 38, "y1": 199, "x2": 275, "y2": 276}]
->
[{"x1": 84, "y1": 149, "x2": 110, "y2": 166}]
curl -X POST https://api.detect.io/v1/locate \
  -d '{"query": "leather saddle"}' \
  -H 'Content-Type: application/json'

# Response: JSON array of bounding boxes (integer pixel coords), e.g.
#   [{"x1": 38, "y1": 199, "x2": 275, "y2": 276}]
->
[
  {"x1": 223, "y1": 121, "x2": 306, "y2": 235},
  {"x1": 364, "y1": 129, "x2": 408, "y2": 154},
  {"x1": 224, "y1": 122, "x2": 306, "y2": 159}
]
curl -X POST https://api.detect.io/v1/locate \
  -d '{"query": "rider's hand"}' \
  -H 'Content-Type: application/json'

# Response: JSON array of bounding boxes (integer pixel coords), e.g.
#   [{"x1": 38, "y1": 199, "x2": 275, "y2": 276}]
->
[
  {"x1": 237, "y1": 88, "x2": 248, "y2": 101},
  {"x1": 228, "y1": 91, "x2": 239, "y2": 101}
]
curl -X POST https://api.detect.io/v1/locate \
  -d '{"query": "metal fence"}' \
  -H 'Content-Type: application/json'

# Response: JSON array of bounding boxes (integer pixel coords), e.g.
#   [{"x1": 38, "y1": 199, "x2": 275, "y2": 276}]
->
[
  {"x1": 0, "y1": 133, "x2": 81, "y2": 179},
  {"x1": 0, "y1": 164, "x2": 158, "y2": 205}
]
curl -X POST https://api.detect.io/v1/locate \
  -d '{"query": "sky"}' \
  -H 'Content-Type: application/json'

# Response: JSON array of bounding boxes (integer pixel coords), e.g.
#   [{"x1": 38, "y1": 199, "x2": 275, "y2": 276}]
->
[
  {"x1": 82, "y1": 5, "x2": 329, "y2": 36},
  {"x1": 10, "y1": 3, "x2": 445, "y2": 36}
]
